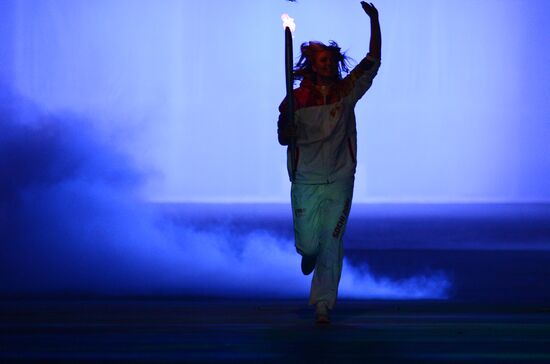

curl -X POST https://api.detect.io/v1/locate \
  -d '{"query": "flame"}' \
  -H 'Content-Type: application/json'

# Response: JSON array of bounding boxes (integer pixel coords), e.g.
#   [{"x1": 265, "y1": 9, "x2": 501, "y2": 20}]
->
[{"x1": 281, "y1": 13, "x2": 296, "y2": 33}]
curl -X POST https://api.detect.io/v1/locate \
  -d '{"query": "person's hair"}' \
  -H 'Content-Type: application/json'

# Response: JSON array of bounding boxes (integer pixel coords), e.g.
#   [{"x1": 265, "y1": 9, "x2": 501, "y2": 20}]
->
[{"x1": 293, "y1": 41, "x2": 353, "y2": 83}]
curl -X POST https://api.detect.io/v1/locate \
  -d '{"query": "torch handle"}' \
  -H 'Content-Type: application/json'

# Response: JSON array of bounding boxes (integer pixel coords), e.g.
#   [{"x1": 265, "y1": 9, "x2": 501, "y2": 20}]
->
[{"x1": 284, "y1": 26, "x2": 297, "y2": 182}]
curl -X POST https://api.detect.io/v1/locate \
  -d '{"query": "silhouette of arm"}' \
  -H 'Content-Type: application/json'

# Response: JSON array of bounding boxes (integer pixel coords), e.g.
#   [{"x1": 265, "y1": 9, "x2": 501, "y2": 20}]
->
[
  {"x1": 335, "y1": 2, "x2": 381, "y2": 103},
  {"x1": 361, "y1": 2, "x2": 381, "y2": 60},
  {"x1": 278, "y1": 112, "x2": 293, "y2": 146},
  {"x1": 277, "y1": 99, "x2": 297, "y2": 146}
]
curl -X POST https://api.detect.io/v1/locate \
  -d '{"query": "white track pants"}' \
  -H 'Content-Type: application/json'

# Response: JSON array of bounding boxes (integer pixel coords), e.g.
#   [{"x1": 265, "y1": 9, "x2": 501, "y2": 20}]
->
[{"x1": 291, "y1": 178, "x2": 354, "y2": 309}]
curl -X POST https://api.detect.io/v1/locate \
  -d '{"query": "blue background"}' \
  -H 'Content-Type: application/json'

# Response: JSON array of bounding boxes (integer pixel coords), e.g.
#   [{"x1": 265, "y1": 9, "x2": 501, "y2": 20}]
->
[{"x1": 1, "y1": 0, "x2": 549, "y2": 203}]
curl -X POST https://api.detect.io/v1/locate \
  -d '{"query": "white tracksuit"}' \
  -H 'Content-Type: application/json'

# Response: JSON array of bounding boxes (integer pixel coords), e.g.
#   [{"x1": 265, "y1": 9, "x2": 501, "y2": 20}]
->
[{"x1": 279, "y1": 54, "x2": 381, "y2": 309}]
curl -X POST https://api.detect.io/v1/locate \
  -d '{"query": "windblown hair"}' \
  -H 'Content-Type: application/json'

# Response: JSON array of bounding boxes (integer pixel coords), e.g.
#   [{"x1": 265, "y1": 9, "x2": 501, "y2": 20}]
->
[{"x1": 293, "y1": 41, "x2": 353, "y2": 83}]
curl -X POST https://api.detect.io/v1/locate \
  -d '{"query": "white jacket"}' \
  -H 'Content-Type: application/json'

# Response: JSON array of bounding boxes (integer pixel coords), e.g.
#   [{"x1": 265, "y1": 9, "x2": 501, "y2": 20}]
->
[{"x1": 278, "y1": 54, "x2": 381, "y2": 184}]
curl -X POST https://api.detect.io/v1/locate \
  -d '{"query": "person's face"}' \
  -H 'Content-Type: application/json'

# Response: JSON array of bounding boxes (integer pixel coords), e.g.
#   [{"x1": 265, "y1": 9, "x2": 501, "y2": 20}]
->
[{"x1": 312, "y1": 50, "x2": 337, "y2": 81}]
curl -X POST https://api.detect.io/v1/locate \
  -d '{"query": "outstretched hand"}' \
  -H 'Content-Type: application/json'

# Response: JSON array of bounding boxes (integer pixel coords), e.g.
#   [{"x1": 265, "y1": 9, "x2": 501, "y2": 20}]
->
[{"x1": 361, "y1": 1, "x2": 379, "y2": 19}]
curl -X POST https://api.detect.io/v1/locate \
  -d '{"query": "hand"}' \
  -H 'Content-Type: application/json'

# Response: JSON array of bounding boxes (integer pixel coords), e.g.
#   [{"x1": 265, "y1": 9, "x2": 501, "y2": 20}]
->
[
  {"x1": 361, "y1": 1, "x2": 379, "y2": 19},
  {"x1": 283, "y1": 124, "x2": 298, "y2": 139},
  {"x1": 278, "y1": 123, "x2": 298, "y2": 146}
]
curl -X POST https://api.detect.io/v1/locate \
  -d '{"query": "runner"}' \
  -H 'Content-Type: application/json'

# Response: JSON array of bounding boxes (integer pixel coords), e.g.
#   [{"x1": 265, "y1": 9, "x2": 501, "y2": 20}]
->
[{"x1": 278, "y1": 1, "x2": 381, "y2": 324}]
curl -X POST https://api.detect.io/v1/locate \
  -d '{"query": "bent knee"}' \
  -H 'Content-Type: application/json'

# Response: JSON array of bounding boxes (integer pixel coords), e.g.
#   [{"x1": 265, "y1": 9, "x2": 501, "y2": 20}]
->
[{"x1": 295, "y1": 243, "x2": 319, "y2": 257}]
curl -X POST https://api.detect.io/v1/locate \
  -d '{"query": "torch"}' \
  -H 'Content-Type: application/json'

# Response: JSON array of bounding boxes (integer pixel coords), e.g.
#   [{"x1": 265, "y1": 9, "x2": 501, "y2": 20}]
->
[{"x1": 282, "y1": 13, "x2": 297, "y2": 182}]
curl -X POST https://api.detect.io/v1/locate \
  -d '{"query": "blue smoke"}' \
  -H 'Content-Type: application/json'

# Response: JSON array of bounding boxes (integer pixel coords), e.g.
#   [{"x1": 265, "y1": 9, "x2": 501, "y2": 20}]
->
[{"x1": 0, "y1": 89, "x2": 450, "y2": 298}]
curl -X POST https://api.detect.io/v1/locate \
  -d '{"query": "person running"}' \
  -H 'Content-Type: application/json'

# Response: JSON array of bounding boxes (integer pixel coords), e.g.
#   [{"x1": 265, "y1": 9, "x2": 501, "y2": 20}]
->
[{"x1": 277, "y1": 1, "x2": 381, "y2": 324}]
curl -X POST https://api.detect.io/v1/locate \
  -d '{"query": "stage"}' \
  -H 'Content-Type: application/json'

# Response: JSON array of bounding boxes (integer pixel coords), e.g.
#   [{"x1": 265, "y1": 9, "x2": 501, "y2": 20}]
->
[
  {"x1": 1, "y1": 298, "x2": 550, "y2": 363},
  {"x1": 2, "y1": 203, "x2": 549, "y2": 362}
]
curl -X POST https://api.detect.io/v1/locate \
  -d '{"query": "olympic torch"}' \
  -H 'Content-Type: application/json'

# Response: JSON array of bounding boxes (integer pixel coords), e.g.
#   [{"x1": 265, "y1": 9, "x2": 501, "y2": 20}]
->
[{"x1": 282, "y1": 13, "x2": 297, "y2": 182}]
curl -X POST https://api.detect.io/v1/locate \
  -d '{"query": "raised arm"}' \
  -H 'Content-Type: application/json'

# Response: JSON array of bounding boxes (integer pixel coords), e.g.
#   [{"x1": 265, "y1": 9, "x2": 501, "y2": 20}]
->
[
  {"x1": 338, "y1": 3, "x2": 382, "y2": 104},
  {"x1": 361, "y1": 2, "x2": 381, "y2": 59}
]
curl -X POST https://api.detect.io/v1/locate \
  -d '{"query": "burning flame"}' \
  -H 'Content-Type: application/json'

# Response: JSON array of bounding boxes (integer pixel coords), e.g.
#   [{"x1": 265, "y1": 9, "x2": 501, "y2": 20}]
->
[{"x1": 281, "y1": 13, "x2": 296, "y2": 33}]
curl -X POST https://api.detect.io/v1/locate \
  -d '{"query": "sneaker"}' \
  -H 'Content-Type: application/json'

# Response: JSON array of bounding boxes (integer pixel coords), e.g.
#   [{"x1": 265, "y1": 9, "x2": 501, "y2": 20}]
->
[
  {"x1": 301, "y1": 254, "x2": 317, "y2": 275},
  {"x1": 315, "y1": 301, "x2": 330, "y2": 324},
  {"x1": 316, "y1": 313, "x2": 330, "y2": 324}
]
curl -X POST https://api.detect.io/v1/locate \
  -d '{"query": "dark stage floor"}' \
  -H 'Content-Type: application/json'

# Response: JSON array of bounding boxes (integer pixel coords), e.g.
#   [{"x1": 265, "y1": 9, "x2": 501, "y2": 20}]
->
[{"x1": 1, "y1": 298, "x2": 550, "y2": 363}]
